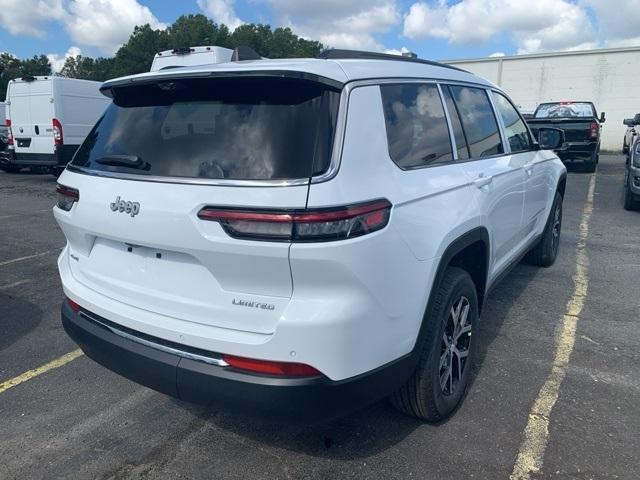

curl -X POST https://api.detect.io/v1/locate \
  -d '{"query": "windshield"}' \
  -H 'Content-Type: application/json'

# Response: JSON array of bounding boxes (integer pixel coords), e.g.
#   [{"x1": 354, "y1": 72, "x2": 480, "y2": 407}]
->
[
  {"x1": 71, "y1": 77, "x2": 340, "y2": 181},
  {"x1": 534, "y1": 102, "x2": 595, "y2": 119}
]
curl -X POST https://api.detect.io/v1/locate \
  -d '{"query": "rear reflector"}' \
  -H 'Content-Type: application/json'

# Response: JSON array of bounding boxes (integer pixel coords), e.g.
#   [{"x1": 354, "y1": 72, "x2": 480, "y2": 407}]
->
[
  {"x1": 65, "y1": 296, "x2": 81, "y2": 313},
  {"x1": 5, "y1": 119, "x2": 13, "y2": 146},
  {"x1": 52, "y1": 118, "x2": 63, "y2": 146},
  {"x1": 56, "y1": 184, "x2": 79, "y2": 211},
  {"x1": 222, "y1": 354, "x2": 321, "y2": 377},
  {"x1": 198, "y1": 199, "x2": 392, "y2": 242}
]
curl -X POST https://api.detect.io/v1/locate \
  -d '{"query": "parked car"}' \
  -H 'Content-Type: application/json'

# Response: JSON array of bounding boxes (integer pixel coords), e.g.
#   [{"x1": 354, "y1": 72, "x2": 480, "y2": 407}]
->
[
  {"x1": 150, "y1": 46, "x2": 233, "y2": 71},
  {"x1": 623, "y1": 113, "x2": 640, "y2": 156},
  {"x1": 3, "y1": 76, "x2": 110, "y2": 175},
  {"x1": 0, "y1": 101, "x2": 8, "y2": 150},
  {"x1": 527, "y1": 101, "x2": 604, "y2": 173},
  {"x1": 55, "y1": 48, "x2": 567, "y2": 423},
  {"x1": 624, "y1": 136, "x2": 640, "y2": 210}
]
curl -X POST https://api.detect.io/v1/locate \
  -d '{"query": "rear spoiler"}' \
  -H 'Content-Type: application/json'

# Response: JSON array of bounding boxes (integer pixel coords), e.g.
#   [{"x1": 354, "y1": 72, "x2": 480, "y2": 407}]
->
[{"x1": 99, "y1": 70, "x2": 345, "y2": 98}]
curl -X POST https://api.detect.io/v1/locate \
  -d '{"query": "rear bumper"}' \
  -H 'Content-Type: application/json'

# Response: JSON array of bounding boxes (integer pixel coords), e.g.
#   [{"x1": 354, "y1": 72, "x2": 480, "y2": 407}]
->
[
  {"x1": 11, "y1": 145, "x2": 79, "y2": 167},
  {"x1": 629, "y1": 164, "x2": 640, "y2": 195},
  {"x1": 556, "y1": 141, "x2": 598, "y2": 160},
  {"x1": 61, "y1": 301, "x2": 415, "y2": 423}
]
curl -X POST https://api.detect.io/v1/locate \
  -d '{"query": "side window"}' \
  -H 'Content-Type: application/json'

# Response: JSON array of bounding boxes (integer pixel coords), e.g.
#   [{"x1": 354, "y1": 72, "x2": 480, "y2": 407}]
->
[
  {"x1": 380, "y1": 83, "x2": 453, "y2": 169},
  {"x1": 492, "y1": 92, "x2": 533, "y2": 153},
  {"x1": 441, "y1": 86, "x2": 470, "y2": 160},
  {"x1": 449, "y1": 85, "x2": 504, "y2": 158}
]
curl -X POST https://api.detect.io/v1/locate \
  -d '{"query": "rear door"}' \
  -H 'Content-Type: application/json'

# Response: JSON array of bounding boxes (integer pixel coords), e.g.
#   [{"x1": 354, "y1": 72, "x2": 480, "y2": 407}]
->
[
  {"x1": 56, "y1": 75, "x2": 341, "y2": 335},
  {"x1": 442, "y1": 85, "x2": 525, "y2": 279},
  {"x1": 9, "y1": 79, "x2": 55, "y2": 156},
  {"x1": 491, "y1": 91, "x2": 548, "y2": 239}
]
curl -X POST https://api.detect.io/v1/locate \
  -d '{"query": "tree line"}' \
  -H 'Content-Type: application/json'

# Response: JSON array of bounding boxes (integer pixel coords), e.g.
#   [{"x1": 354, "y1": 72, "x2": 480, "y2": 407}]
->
[{"x1": 0, "y1": 14, "x2": 324, "y2": 99}]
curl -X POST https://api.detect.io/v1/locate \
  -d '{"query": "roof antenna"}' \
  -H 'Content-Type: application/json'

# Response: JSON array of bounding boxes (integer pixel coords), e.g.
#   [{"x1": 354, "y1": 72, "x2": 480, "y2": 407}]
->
[{"x1": 231, "y1": 46, "x2": 261, "y2": 61}]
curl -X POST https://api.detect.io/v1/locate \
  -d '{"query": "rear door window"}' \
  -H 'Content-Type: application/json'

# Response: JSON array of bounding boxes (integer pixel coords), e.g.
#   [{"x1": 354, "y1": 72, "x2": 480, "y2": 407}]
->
[
  {"x1": 380, "y1": 83, "x2": 453, "y2": 169},
  {"x1": 71, "y1": 77, "x2": 341, "y2": 181},
  {"x1": 492, "y1": 92, "x2": 533, "y2": 153},
  {"x1": 449, "y1": 85, "x2": 504, "y2": 158}
]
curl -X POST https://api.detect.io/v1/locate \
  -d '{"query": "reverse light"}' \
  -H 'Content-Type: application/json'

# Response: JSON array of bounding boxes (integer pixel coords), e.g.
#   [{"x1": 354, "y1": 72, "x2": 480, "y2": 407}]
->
[
  {"x1": 52, "y1": 118, "x2": 63, "y2": 146},
  {"x1": 198, "y1": 199, "x2": 392, "y2": 242},
  {"x1": 5, "y1": 119, "x2": 13, "y2": 146},
  {"x1": 56, "y1": 184, "x2": 79, "y2": 211},
  {"x1": 589, "y1": 122, "x2": 599, "y2": 139},
  {"x1": 223, "y1": 354, "x2": 321, "y2": 377}
]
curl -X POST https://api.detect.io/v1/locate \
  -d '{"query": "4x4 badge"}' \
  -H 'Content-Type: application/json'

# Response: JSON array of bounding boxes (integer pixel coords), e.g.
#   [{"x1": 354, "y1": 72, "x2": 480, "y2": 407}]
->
[{"x1": 110, "y1": 196, "x2": 140, "y2": 217}]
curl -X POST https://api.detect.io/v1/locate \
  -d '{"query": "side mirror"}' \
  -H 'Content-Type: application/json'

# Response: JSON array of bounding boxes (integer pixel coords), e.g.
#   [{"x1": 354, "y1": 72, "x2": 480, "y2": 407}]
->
[
  {"x1": 599, "y1": 112, "x2": 606, "y2": 123},
  {"x1": 624, "y1": 118, "x2": 637, "y2": 127},
  {"x1": 538, "y1": 127, "x2": 565, "y2": 150}
]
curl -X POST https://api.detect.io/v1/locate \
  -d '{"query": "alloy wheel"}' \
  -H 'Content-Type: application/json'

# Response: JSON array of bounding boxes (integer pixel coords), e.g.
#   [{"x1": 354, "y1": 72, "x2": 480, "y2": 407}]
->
[{"x1": 439, "y1": 296, "x2": 472, "y2": 396}]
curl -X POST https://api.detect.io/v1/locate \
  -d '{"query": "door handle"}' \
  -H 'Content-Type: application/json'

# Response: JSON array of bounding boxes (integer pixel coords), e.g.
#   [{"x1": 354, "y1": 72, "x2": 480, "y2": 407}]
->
[{"x1": 474, "y1": 174, "x2": 493, "y2": 188}]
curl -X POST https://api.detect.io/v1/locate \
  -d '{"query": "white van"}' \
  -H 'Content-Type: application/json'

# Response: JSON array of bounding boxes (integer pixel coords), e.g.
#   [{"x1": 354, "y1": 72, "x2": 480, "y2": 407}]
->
[
  {"x1": 4, "y1": 76, "x2": 110, "y2": 174},
  {"x1": 150, "y1": 46, "x2": 233, "y2": 71}
]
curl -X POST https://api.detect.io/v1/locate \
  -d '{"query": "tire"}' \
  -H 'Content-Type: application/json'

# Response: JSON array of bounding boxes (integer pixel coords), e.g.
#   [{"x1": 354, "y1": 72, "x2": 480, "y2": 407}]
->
[
  {"x1": 584, "y1": 152, "x2": 598, "y2": 173},
  {"x1": 526, "y1": 192, "x2": 563, "y2": 267},
  {"x1": 391, "y1": 267, "x2": 478, "y2": 422},
  {"x1": 623, "y1": 175, "x2": 639, "y2": 211}
]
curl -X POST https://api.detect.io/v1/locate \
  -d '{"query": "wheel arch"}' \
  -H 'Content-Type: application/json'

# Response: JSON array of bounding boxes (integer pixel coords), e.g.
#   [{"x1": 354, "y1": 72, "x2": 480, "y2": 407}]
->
[{"x1": 411, "y1": 227, "x2": 490, "y2": 358}]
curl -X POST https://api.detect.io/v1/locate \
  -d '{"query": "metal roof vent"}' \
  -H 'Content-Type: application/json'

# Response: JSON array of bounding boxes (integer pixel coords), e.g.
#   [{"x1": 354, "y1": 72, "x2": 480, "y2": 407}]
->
[{"x1": 231, "y1": 46, "x2": 261, "y2": 61}]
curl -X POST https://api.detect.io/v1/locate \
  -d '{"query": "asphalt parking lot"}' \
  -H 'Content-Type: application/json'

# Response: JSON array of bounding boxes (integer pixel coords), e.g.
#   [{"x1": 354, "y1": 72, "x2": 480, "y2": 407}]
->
[{"x1": 1, "y1": 155, "x2": 638, "y2": 480}]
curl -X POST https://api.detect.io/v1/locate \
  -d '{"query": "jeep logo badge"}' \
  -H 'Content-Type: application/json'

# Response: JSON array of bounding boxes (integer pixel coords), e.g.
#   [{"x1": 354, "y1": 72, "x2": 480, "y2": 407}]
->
[{"x1": 110, "y1": 196, "x2": 140, "y2": 217}]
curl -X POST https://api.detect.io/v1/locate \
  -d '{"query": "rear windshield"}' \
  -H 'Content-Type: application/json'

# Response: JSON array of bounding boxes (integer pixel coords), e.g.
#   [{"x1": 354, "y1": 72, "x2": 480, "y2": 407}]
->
[
  {"x1": 534, "y1": 102, "x2": 595, "y2": 119},
  {"x1": 71, "y1": 77, "x2": 341, "y2": 181}
]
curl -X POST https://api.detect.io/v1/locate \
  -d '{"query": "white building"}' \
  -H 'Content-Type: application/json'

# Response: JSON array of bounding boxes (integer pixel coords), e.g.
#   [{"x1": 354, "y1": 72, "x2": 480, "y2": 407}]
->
[{"x1": 445, "y1": 47, "x2": 640, "y2": 152}]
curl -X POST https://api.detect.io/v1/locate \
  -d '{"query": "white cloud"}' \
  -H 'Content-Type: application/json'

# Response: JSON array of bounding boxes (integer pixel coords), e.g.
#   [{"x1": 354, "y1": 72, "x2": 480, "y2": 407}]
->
[
  {"x1": 47, "y1": 45, "x2": 82, "y2": 72},
  {"x1": 385, "y1": 46, "x2": 411, "y2": 55},
  {"x1": 489, "y1": 51, "x2": 505, "y2": 57},
  {"x1": 403, "y1": 0, "x2": 597, "y2": 54},
  {"x1": 0, "y1": 0, "x2": 66, "y2": 38},
  {"x1": 582, "y1": 0, "x2": 640, "y2": 48},
  {"x1": 64, "y1": 0, "x2": 167, "y2": 54},
  {"x1": 263, "y1": 0, "x2": 400, "y2": 51},
  {"x1": 197, "y1": 0, "x2": 244, "y2": 30}
]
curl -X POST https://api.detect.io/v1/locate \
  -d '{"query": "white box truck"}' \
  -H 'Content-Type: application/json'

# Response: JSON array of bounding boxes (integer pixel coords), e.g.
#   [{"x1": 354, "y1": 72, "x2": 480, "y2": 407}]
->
[
  {"x1": 2, "y1": 75, "x2": 110, "y2": 175},
  {"x1": 150, "y1": 46, "x2": 233, "y2": 71}
]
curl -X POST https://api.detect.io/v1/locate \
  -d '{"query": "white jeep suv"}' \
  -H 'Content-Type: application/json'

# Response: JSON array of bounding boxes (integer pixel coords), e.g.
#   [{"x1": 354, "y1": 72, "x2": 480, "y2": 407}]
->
[{"x1": 55, "y1": 49, "x2": 567, "y2": 422}]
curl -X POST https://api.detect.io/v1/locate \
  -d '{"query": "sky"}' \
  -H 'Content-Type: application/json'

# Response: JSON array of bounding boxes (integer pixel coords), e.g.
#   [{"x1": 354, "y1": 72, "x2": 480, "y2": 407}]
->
[{"x1": 0, "y1": 0, "x2": 639, "y2": 71}]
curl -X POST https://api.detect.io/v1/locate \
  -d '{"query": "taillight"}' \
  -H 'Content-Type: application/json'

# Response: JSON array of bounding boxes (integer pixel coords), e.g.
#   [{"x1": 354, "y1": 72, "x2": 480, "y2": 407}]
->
[
  {"x1": 65, "y1": 296, "x2": 81, "y2": 313},
  {"x1": 198, "y1": 199, "x2": 392, "y2": 242},
  {"x1": 56, "y1": 184, "x2": 79, "y2": 211},
  {"x1": 589, "y1": 122, "x2": 598, "y2": 139},
  {"x1": 5, "y1": 119, "x2": 13, "y2": 146},
  {"x1": 52, "y1": 118, "x2": 63, "y2": 145},
  {"x1": 223, "y1": 354, "x2": 321, "y2": 377}
]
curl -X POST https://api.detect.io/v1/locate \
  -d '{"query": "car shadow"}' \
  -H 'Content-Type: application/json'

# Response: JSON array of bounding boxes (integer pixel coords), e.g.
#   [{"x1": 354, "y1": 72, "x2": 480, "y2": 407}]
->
[{"x1": 0, "y1": 293, "x2": 43, "y2": 350}]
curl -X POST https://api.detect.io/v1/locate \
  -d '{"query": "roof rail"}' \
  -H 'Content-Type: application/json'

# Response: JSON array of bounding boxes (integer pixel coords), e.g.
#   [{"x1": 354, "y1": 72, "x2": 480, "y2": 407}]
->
[
  {"x1": 316, "y1": 49, "x2": 467, "y2": 73},
  {"x1": 231, "y1": 46, "x2": 262, "y2": 62}
]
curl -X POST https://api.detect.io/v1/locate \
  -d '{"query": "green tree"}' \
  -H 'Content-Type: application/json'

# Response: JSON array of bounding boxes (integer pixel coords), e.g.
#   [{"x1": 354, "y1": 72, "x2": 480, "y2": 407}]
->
[
  {"x1": 59, "y1": 56, "x2": 117, "y2": 82},
  {"x1": 167, "y1": 14, "x2": 231, "y2": 48},
  {"x1": 111, "y1": 24, "x2": 171, "y2": 77}
]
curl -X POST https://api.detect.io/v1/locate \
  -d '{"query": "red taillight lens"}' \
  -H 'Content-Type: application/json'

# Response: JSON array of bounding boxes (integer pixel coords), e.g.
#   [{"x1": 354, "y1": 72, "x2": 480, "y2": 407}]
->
[
  {"x1": 52, "y1": 118, "x2": 63, "y2": 145},
  {"x1": 56, "y1": 184, "x2": 79, "y2": 211},
  {"x1": 223, "y1": 354, "x2": 321, "y2": 377},
  {"x1": 198, "y1": 199, "x2": 392, "y2": 242},
  {"x1": 5, "y1": 119, "x2": 13, "y2": 146},
  {"x1": 589, "y1": 122, "x2": 598, "y2": 139},
  {"x1": 65, "y1": 296, "x2": 81, "y2": 313}
]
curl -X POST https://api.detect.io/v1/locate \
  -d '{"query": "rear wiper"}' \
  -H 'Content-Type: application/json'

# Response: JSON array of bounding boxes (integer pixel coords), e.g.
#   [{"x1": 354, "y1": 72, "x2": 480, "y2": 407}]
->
[{"x1": 95, "y1": 155, "x2": 150, "y2": 171}]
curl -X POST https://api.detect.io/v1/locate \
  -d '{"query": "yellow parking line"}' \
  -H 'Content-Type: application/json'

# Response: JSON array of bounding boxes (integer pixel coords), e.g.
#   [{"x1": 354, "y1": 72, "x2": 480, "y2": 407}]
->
[
  {"x1": 510, "y1": 173, "x2": 596, "y2": 480},
  {"x1": 0, "y1": 349, "x2": 84, "y2": 395}
]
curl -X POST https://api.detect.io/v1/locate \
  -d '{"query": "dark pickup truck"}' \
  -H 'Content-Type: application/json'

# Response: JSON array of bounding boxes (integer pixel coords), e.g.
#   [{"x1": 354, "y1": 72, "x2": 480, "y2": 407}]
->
[{"x1": 527, "y1": 101, "x2": 605, "y2": 173}]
